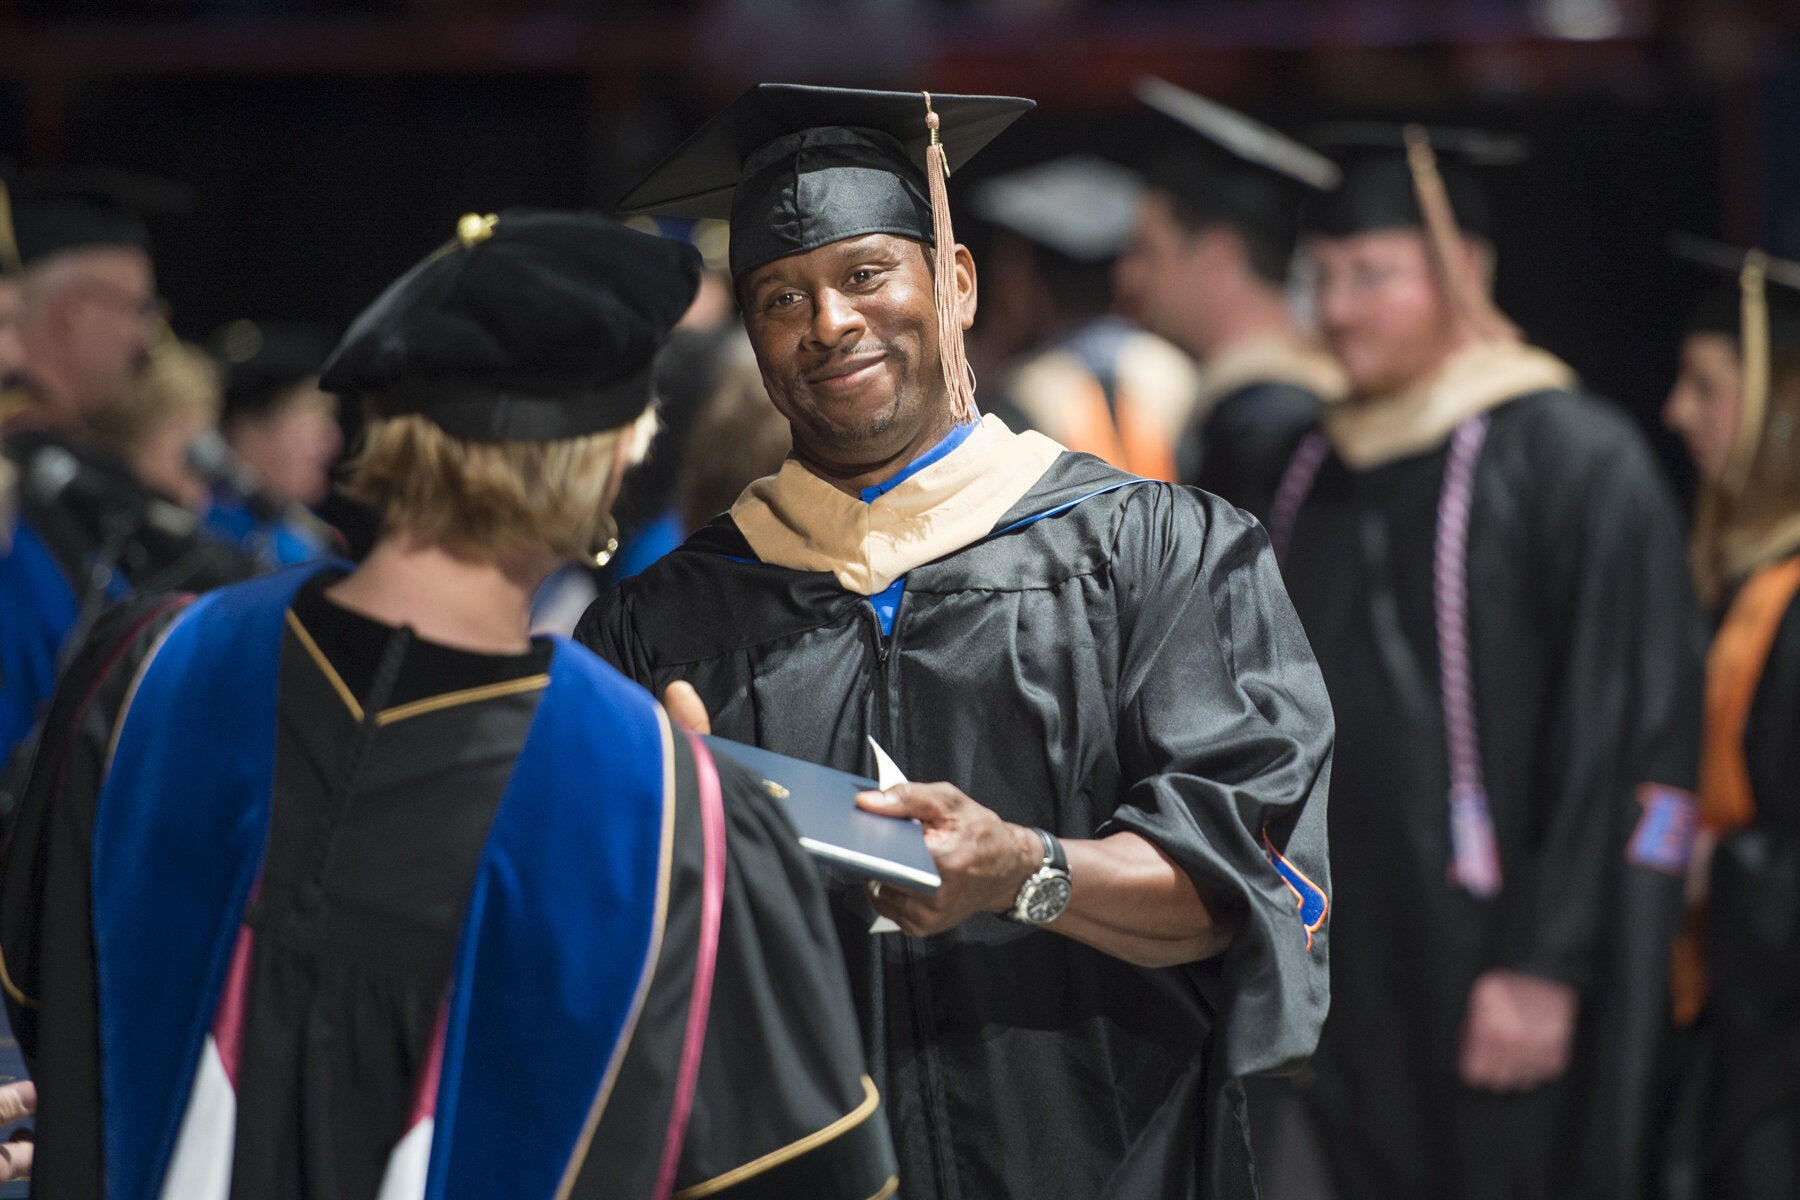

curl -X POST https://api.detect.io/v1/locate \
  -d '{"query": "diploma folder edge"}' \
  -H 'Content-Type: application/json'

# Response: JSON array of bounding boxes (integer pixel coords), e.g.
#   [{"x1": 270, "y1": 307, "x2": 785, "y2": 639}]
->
[{"x1": 700, "y1": 735, "x2": 942, "y2": 893}]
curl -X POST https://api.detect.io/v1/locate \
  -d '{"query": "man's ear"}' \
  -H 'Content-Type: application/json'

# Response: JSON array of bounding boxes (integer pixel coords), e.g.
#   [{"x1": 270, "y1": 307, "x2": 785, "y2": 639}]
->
[{"x1": 953, "y1": 243, "x2": 978, "y2": 332}]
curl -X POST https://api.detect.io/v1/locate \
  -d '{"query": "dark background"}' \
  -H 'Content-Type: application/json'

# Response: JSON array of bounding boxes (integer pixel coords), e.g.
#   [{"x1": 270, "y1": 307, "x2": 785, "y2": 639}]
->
[{"x1": 2, "y1": 0, "x2": 1796, "y2": 491}]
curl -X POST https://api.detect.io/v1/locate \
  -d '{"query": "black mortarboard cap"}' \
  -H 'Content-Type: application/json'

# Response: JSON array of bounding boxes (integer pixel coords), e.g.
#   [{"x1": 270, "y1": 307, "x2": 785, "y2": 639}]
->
[
  {"x1": 210, "y1": 320, "x2": 340, "y2": 421},
  {"x1": 8, "y1": 167, "x2": 193, "y2": 267},
  {"x1": 969, "y1": 154, "x2": 1144, "y2": 264},
  {"x1": 1302, "y1": 123, "x2": 1528, "y2": 240},
  {"x1": 319, "y1": 209, "x2": 701, "y2": 441},
  {"x1": 1670, "y1": 233, "x2": 1800, "y2": 354},
  {"x1": 0, "y1": 164, "x2": 20, "y2": 276},
  {"x1": 1668, "y1": 234, "x2": 1800, "y2": 495},
  {"x1": 1132, "y1": 77, "x2": 1339, "y2": 251},
  {"x1": 615, "y1": 83, "x2": 1034, "y2": 279}
]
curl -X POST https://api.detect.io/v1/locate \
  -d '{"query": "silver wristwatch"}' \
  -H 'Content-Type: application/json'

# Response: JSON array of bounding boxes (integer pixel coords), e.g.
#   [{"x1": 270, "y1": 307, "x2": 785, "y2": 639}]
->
[{"x1": 1009, "y1": 827, "x2": 1073, "y2": 925}]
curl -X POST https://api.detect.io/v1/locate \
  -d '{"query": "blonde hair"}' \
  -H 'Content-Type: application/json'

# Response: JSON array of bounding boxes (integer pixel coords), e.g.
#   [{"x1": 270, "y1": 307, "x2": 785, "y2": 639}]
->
[
  {"x1": 1694, "y1": 347, "x2": 1800, "y2": 606},
  {"x1": 86, "y1": 339, "x2": 221, "y2": 457},
  {"x1": 341, "y1": 406, "x2": 656, "y2": 571}
]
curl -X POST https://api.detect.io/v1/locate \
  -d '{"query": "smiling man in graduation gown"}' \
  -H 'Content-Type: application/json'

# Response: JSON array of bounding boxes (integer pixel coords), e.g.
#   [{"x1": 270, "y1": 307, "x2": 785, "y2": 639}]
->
[
  {"x1": 576, "y1": 83, "x2": 1335, "y2": 1200},
  {"x1": 1234, "y1": 127, "x2": 1701, "y2": 1200},
  {"x1": 0, "y1": 210, "x2": 897, "y2": 1200}
]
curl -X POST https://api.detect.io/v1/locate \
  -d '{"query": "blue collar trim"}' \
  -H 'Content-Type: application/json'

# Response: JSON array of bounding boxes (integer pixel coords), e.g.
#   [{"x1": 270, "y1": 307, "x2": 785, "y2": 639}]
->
[
  {"x1": 987, "y1": 480, "x2": 1147, "y2": 539},
  {"x1": 858, "y1": 418, "x2": 979, "y2": 504}
]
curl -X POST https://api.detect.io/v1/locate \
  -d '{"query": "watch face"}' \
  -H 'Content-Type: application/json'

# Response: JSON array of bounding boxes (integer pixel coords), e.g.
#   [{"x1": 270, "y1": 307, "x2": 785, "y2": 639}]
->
[{"x1": 1024, "y1": 874, "x2": 1072, "y2": 924}]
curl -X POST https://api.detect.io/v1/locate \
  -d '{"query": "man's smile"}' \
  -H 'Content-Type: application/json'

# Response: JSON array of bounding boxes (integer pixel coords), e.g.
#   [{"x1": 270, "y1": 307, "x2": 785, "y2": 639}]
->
[{"x1": 807, "y1": 354, "x2": 887, "y2": 392}]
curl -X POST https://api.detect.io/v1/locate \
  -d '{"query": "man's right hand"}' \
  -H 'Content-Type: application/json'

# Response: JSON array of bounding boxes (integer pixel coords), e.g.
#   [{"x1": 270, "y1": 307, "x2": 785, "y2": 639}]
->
[{"x1": 662, "y1": 681, "x2": 712, "y2": 736}]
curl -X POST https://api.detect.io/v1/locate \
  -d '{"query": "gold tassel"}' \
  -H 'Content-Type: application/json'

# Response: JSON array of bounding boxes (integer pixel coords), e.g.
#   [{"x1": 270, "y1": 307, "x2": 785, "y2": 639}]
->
[
  {"x1": 922, "y1": 93, "x2": 978, "y2": 426},
  {"x1": 0, "y1": 180, "x2": 21, "y2": 276},
  {"x1": 1403, "y1": 124, "x2": 1517, "y2": 346},
  {"x1": 1725, "y1": 249, "x2": 1770, "y2": 498}
]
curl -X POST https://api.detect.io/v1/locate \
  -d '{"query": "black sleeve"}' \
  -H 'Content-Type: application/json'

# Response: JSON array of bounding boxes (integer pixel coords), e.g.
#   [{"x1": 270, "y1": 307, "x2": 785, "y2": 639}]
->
[
  {"x1": 1095, "y1": 483, "x2": 1335, "y2": 1080},
  {"x1": 0, "y1": 593, "x2": 189, "y2": 1195},
  {"x1": 575, "y1": 733, "x2": 896, "y2": 1200},
  {"x1": 1487, "y1": 404, "x2": 1700, "y2": 1199},
  {"x1": 1489, "y1": 412, "x2": 1702, "y2": 989},
  {"x1": 674, "y1": 750, "x2": 897, "y2": 1199},
  {"x1": 1189, "y1": 384, "x2": 1322, "y2": 514}
]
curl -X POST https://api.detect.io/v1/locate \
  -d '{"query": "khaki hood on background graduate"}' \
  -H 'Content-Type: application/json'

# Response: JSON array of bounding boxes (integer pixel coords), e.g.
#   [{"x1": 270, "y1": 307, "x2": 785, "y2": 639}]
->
[
  {"x1": 1196, "y1": 332, "x2": 1348, "y2": 416},
  {"x1": 1323, "y1": 339, "x2": 1576, "y2": 469}
]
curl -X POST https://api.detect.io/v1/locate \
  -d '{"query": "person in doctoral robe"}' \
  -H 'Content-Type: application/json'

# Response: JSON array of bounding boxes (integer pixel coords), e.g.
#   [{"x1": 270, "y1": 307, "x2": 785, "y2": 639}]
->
[
  {"x1": 576, "y1": 83, "x2": 1335, "y2": 1200},
  {"x1": 1660, "y1": 237, "x2": 1800, "y2": 1200},
  {"x1": 1230, "y1": 125, "x2": 1702, "y2": 1200},
  {"x1": 202, "y1": 319, "x2": 344, "y2": 568},
  {"x1": 0, "y1": 209, "x2": 897, "y2": 1200},
  {"x1": 966, "y1": 153, "x2": 1201, "y2": 480},
  {"x1": 0, "y1": 170, "x2": 254, "y2": 792},
  {"x1": 1110, "y1": 78, "x2": 1345, "y2": 505}
]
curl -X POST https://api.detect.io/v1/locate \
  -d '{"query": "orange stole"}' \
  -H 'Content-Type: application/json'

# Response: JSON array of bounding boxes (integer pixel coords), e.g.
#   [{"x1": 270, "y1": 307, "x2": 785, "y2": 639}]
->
[
  {"x1": 1059, "y1": 373, "x2": 1176, "y2": 482},
  {"x1": 1673, "y1": 554, "x2": 1800, "y2": 1025}
]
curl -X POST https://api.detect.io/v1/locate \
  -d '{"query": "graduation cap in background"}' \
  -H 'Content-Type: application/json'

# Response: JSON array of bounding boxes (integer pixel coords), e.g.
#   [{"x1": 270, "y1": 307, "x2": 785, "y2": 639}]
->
[
  {"x1": 621, "y1": 215, "x2": 732, "y2": 276},
  {"x1": 616, "y1": 83, "x2": 1035, "y2": 424},
  {"x1": 210, "y1": 319, "x2": 341, "y2": 423},
  {"x1": 0, "y1": 166, "x2": 20, "y2": 277},
  {"x1": 4, "y1": 166, "x2": 194, "y2": 268},
  {"x1": 1670, "y1": 233, "x2": 1800, "y2": 497},
  {"x1": 1306, "y1": 122, "x2": 1529, "y2": 345},
  {"x1": 1130, "y1": 77, "x2": 1339, "y2": 260},
  {"x1": 968, "y1": 154, "x2": 1144, "y2": 265},
  {"x1": 1303, "y1": 122, "x2": 1527, "y2": 241},
  {"x1": 319, "y1": 209, "x2": 701, "y2": 442}
]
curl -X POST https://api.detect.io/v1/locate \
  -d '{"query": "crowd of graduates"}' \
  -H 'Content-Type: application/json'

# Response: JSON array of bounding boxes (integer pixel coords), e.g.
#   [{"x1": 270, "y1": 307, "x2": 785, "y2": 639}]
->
[{"x1": 0, "y1": 74, "x2": 1793, "y2": 1200}]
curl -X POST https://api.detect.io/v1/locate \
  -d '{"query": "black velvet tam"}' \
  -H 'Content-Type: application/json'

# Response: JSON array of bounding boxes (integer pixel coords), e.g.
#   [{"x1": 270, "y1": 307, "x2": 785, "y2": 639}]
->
[
  {"x1": 614, "y1": 83, "x2": 1033, "y2": 279},
  {"x1": 6, "y1": 166, "x2": 192, "y2": 267},
  {"x1": 319, "y1": 209, "x2": 701, "y2": 442},
  {"x1": 1302, "y1": 122, "x2": 1529, "y2": 241},
  {"x1": 1131, "y1": 77, "x2": 1339, "y2": 250}
]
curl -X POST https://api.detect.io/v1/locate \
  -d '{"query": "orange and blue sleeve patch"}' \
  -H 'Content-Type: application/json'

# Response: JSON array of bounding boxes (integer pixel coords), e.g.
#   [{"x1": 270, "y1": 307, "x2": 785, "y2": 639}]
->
[
  {"x1": 1263, "y1": 830, "x2": 1328, "y2": 951},
  {"x1": 1627, "y1": 783, "x2": 1699, "y2": 876}
]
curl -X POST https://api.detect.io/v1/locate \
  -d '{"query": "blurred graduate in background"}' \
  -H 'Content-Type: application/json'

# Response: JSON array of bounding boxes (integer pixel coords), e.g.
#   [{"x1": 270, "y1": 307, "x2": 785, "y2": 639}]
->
[
  {"x1": 969, "y1": 152, "x2": 1199, "y2": 481},
  {"x1": 1112, "y1": 79, "x2": 1345, "y2": 505},
  {"x1": 1661, "y1": 236, "x2": 1800, "y2": 1200},
  {"x1": 203, "y1": 318, "x2": 343, "y2": 567},
  {"x1": 1238, "y1": 124, "x2": 1700, "y2": 1200},
  {"x1": 0, "y1": 170, "x2": 253, "y2": 791}
]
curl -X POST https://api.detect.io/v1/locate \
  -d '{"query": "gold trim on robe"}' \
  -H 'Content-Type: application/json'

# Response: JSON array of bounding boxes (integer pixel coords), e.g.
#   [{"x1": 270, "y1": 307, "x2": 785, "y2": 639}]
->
[{"x1": 673, "y1": 1075, "x2": 884, "y2": 1199}]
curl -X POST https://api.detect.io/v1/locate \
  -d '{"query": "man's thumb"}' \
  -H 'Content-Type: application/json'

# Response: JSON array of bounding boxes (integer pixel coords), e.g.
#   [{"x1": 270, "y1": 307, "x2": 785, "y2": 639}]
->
[{"x1": 662, "y1": 680, "x2": 712, "y2": 735}]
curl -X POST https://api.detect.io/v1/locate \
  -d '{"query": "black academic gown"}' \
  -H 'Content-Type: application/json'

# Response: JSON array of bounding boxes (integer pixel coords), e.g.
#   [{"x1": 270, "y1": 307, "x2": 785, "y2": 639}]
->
[
  {"x1": 0, "y1": 572, "x2": 895, "y2": 1199},
  {"x1": 578, "y1": 451, "x2": 1335, "y2": 1200},
  {"x1": 1237, "y1": 389, "x2": 1701, "y2": 1200},
  {"x1": 1695, "y1": 585, "x2": 1800, "y2": 1198},
  {"x1": 1182, "y1": 380, "x2": 1322, "y2": 509}
]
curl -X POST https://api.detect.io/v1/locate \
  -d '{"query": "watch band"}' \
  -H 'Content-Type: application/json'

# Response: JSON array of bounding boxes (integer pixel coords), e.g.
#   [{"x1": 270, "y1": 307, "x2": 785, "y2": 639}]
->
[
  {"x1": 1007, "y1": 827, "x2": 1073, "y2": 925},
  {"x1": 1031, "y1": 827, "x2": 1068, "y2": 872}
]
